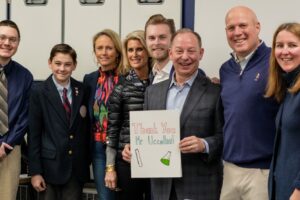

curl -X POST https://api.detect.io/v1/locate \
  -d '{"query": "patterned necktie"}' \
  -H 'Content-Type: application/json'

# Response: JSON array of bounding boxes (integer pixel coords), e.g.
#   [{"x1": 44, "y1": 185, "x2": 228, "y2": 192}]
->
[
  {"x1": 62, "y1": 88, "x2": 71, "y2": 123},
  {"x1": 0, "y1": 67, "x2": 9, "y2": 136}
]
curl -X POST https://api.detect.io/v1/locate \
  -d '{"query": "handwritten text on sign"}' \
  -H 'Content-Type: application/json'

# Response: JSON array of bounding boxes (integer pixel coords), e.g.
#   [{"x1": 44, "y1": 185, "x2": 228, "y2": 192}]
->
[
  {"x1": 130, "y1": 110, "x2": 182, "y2": 178},
  {"x1": 132, "y1": 122, "x2": 176, "y2": 145}
]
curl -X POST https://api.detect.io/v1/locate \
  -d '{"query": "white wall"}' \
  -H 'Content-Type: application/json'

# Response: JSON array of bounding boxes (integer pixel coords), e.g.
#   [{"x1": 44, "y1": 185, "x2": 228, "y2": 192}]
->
[
  {"x1": 195, "y1": 0, "x2": 300, "y2": 78},
  {"x1": 8, "y1": 1, "x2": 300, "y2": 80},
  {"x1": 11, "y1": 1, "x2": 62, "y2": 80},
  {"x1": 9, "y1": 0, "x2": 182, "y2": 80},
  {"x1": 120, "y1": 0, "x2": 181, "y2": 38},
  {"x1": 64, "y1": 1, "x2": 120, "y2": 80},
  {"x1": 0, "y1": 1, "x2": 5, "y2": 21}
]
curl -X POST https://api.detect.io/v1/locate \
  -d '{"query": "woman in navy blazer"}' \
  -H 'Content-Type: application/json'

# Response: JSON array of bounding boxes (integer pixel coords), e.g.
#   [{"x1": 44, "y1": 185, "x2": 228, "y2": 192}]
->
[
  {"x1": 266, "y1": 22, "x2": 300, "y2": 200},
  {"x1": 83, "y1": 29, "x2": 123, "y2": 200}
]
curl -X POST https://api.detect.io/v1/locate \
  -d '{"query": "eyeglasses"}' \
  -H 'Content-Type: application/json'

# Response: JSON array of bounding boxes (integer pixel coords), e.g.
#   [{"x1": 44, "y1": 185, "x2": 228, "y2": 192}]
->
[{"x1": 0, "y1": 34, "x2": 19, "y2": 44}]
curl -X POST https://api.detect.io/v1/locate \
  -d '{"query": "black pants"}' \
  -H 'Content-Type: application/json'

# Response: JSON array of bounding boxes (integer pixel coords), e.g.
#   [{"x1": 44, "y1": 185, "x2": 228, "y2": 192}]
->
[
  {"x1": 39, "y1": 175, "x2": 83, "y2": 200},
  {"x1": 116, "y1": 158, "x2": 151, "y2": 200},
  {"x1": 169, "y1": 182, "x2": 177, "y2": 200}
]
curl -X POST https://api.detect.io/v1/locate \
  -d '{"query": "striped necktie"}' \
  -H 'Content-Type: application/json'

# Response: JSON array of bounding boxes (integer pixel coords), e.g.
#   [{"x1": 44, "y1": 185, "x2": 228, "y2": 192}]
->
[
  {"x1": 62, "y1": 88, "x2": 71, "y2": 123},
  {"x1": 0, "y1": 67, "x2": 9, "y2": 136}
]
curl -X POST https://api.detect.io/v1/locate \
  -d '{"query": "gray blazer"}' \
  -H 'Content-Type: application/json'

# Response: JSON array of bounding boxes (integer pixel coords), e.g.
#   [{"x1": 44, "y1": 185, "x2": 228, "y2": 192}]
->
[{"x1": 144, "y1": 73, "x2": 223, "y2": 200}]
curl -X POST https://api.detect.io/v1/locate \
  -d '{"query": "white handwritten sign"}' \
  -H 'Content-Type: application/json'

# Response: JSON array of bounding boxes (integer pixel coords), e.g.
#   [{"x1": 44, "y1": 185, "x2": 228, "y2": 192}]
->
[{"x1": 130, "y1": 110, "x2": 182, "y2": 178}]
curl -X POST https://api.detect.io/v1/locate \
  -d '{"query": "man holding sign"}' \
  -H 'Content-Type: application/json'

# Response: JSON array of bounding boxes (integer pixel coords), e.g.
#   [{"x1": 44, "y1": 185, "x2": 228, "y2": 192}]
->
[{"x1": 143, "y1": 28, "x2": 223, "y2": 200}]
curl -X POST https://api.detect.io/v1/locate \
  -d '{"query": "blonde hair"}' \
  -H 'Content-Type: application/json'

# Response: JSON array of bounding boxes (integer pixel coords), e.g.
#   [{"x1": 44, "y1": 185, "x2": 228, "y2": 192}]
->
[
  {"x1": 265, "y1": 22, "x2": 300, "y2": 102},
  {"x1": 121, "y1": 30, "x2": 152, "y2": 75},
  {"x1": 92, "y1": 29, "x2": 123, "y2": 74}
]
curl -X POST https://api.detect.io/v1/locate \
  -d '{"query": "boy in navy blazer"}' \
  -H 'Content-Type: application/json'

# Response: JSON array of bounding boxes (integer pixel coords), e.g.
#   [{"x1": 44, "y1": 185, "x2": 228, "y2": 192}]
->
[{"x1": 28, "y1": 44, "x2": 90, "y2": 200}]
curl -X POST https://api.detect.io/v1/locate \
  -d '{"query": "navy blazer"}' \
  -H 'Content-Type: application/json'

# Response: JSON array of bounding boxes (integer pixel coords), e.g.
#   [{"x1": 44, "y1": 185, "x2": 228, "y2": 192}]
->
[
  {"x1": 268, "y1": 90, "x2": 300, "y2": 200},
  {"x1": 83, "y1": 70, "x2": 99, "y2": 122},
  {"x1": 28, "y1": 76, "x2": 90, "y2": 185},
  {"x1": 83, "y1": 70, "x2": 124, "y2": 126}
]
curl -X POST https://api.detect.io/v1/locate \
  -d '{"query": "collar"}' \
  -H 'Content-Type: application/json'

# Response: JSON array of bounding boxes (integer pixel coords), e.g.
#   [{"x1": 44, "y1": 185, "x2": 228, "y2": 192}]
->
[
  {"x1": 231, "y1": 40, "x2": 263, "y2": 64},
  {"x1": 282, "y1": 65, "x2": 300, "y2": 87},
  {"x1": 98, "y1": 67, "x2": 118, "y2": 76},
  {"x1": 152, "y1": 60, "x2": 173, "y2": 75},
  {"x1": 0, "y1": 60, "x2": 12, "y2": 75},
  {"x1": 169, "y1": 69, "x2": 198, "y2": 88},
  {"x1": 51, "y1": 75, "x2": 71, "y2": 92}
]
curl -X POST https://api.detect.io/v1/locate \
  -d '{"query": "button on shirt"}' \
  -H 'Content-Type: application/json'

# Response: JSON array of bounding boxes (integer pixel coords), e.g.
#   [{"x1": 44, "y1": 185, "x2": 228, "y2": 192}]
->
[
  {"x1": 152, "y1": 60, "x2": 173, "y2": 84},
  {"x1": 52, "y1": 75, "x2": 72, "y2": 104},
  {"x1": 166, "y1": 70, "x2": 209, "y2": 153},
  {"x1": 232, "y1": 52, "x2": 253, "y2": 76},
  {"x1": 232, "y1": 41, "x2": 262, "y2": 76},
  {"x1": 166, "y1": 70, "x2": 197, "y2": 113}
]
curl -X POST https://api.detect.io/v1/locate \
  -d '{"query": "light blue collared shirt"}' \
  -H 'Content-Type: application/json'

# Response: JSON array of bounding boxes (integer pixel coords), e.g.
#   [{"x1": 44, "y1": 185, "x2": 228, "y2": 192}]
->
[
  {"x1": 166, "y1": 70, "x2": 209, "y2": 153},
  {"x1": 166, "y1": 70, "x2": 198, "y2": 113},
  {"x1": 52, "y1": 75, "x2": 72, "y2": 104}
]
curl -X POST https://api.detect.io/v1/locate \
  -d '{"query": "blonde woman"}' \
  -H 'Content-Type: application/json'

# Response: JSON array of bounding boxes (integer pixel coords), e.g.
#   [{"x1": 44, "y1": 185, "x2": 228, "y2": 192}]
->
[{"x1": 105, "y1": 30, "x2": 152, "y2": 200}]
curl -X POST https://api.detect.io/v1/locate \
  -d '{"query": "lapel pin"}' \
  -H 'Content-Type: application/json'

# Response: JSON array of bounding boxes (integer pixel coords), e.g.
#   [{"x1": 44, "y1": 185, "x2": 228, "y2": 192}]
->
[
  {"x1": 74, "y1": 87, "x2": 79, "y2": 96},
  {"x1": 254, "y1": 73, "x2": 260, "y2": 81}
]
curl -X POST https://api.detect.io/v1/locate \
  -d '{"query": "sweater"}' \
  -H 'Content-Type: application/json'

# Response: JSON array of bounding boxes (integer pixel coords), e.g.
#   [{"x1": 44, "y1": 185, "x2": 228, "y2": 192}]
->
[
  {"x1": 220, "y1": 42, "x2": 279, "y2": 168},
  {"x1": 0, "y1": 60, "x2": 33, "y2": 150}
]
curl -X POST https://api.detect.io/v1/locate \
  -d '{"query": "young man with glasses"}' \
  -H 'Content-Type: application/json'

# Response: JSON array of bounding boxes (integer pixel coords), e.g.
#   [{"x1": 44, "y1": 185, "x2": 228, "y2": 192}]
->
[{"x1": 0, "y1": 20, "x2": 33, "y2": 200}]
